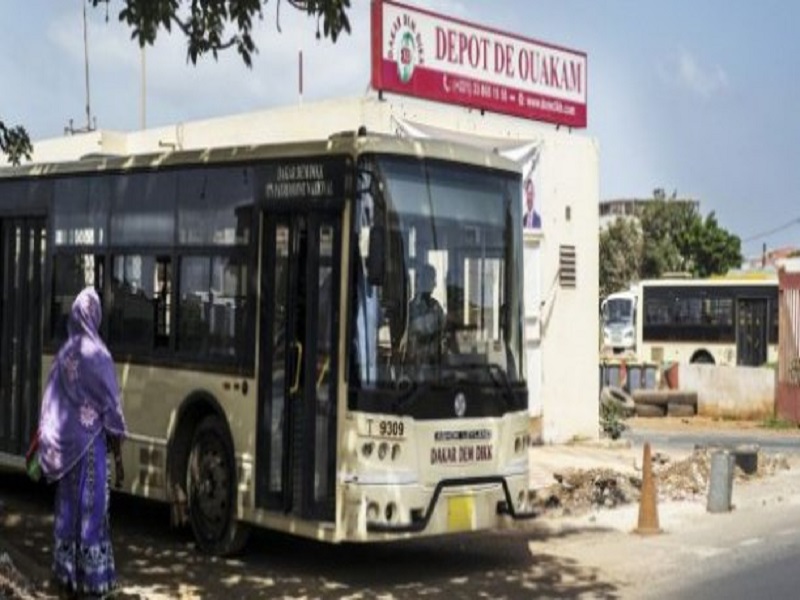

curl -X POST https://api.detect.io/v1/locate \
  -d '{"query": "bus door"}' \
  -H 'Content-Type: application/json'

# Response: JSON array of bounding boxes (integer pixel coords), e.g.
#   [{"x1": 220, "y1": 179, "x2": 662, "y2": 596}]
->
[
  {"x1": 736, "y1": 298, "x2": 768, "y2": 366},
  {"x1": 256, "y1": 210, "x2": 341, "y2": 521},
  {"x1": 0, "y1": 217, "x2": 46, "y2": 456}
]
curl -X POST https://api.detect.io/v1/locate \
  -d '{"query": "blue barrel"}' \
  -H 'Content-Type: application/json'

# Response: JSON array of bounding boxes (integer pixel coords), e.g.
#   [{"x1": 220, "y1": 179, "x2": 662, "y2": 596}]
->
[
  {"x1": 627, "y1": 364, "x2": 643, "y2": 392},
  {"x1": 605, "y1": 363, "x2": 621, "y2": 388},
  {"x1": 643, "y1": 363, "x2": 658, "y2": 390}
]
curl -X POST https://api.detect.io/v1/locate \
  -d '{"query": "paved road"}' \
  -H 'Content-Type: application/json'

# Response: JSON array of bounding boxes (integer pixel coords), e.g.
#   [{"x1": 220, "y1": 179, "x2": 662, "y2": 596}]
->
[
  {"x1": 1, "y1": 470, "x2": 621, "y2": 599},
  {"x1": 4, "y1": 423, "x2": 799, "y2": 598},
  {"x1": 624, "y1": 426, "x2": 800, "y2": 455},
  {"x1": 529, "y1": 442, "x2": 800, "y2": 600}
]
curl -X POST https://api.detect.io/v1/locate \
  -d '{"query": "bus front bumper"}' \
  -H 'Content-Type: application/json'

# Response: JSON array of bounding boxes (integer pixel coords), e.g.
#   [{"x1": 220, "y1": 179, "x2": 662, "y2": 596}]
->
[{"x1": 343, "y1": 474, "x2": 537, "y2": 538}]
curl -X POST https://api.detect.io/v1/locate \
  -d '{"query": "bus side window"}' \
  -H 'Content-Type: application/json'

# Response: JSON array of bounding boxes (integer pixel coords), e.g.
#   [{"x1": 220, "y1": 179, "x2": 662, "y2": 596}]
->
[
  {"x1": 109, "y1": 254, "x2": 158, "y2": 351},
  {"x1": 177, "y1": 255, "x2": 248, "y2": 361},
  {"x1": 51, "y1": 253, "x2": 104, "y2": 344},
  {"x1": 154, "y1": 257, "x2": 172, "y2": 348}
]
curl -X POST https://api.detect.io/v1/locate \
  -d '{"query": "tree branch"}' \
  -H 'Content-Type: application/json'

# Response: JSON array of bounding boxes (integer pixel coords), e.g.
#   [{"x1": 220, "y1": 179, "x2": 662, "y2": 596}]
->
[{"x1": 0, "y1": 122, "x2": 33, "y2": 166}]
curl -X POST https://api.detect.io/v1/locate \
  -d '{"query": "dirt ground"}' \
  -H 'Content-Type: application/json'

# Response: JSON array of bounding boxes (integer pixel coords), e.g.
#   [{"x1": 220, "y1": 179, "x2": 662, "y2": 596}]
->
[
  {"x1": 529, "y1": 416, "x2": 798, "y2": 517},
  {"x1": 628, "y1": 414, "x2": 800, "y2": 434}
]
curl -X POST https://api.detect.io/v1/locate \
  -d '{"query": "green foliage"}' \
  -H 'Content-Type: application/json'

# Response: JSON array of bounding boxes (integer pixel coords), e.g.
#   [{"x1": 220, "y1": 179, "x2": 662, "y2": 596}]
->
[
  {"x1": 600, "y1": 194, "x2": 743, "y2": 295},
  {"x1": 599, "y1": 397, "x2": 627, "y2": 440},
  {"x1": 638, "y1": 199, "x2": 698, "y2": 278},
  {"x1": 1, "y1": 0, "x2": 351, "y2": 164},
  {"x1": 0, "y1": 121, "x2": 32, "y2": 166},
  {"x1": 599, "y1": 217, "x2": 642, "y2": 298},
  {"x1": 760, "y1": 415, "x2": 797, "y2": 430},
  {"x1": 684, "y1": 212, "x2": 743, "y2": 278}
]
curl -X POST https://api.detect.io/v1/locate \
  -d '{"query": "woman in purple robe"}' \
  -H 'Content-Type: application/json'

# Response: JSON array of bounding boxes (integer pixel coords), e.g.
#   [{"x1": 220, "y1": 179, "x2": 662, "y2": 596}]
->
[{"x1": 37, "y1": 287, "x2": 127, "y2": 598}]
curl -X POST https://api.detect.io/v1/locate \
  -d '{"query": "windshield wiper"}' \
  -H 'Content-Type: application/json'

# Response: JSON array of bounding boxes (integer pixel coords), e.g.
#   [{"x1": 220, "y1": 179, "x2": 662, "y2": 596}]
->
[
  {"x1": 393, "y1": 380, "x2": 431, "y2": 412},
  {"x1": 459, "y1": 362, "x2": 517, "y2": 409}
]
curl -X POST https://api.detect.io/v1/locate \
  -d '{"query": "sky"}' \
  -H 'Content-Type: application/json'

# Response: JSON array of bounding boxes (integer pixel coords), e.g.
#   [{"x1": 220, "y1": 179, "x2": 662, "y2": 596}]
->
[{"x1": 2, "y1": 1, "x2": 799, "y2": 259}]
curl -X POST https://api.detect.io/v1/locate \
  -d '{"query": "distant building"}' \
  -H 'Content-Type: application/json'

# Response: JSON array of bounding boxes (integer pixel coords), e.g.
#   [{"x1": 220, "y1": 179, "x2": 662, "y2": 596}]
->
[
  {"x1": 599, "y1": 196, "x2": 700, "y2": 230},
  {"x1": 741, "y1": 246, "x2": 800, "y2": 271}
]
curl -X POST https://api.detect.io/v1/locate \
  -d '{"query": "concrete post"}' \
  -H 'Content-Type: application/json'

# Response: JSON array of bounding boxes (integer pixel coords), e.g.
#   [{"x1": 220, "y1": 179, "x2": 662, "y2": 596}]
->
[{"x1": 707, "y1": 450, "x2": 735, "y2": 513}]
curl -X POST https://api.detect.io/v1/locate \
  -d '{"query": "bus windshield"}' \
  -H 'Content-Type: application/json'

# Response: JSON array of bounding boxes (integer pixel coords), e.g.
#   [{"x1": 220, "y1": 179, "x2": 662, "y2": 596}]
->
[
  {"x1": 353, "y1": 154, "x2": 524, "y2": 395},
  {"x1": 604, "y1": 297, "x2": 634, "y2": 325}
]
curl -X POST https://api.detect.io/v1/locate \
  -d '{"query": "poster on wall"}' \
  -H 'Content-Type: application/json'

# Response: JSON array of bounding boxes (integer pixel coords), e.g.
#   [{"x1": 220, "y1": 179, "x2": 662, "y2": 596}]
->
[
  {"x1": 521, "y1": 147, "x2": 542, "y2": 232},
  {"x1": 501, "y1": 142, "x2": 543, "y2": 234}
]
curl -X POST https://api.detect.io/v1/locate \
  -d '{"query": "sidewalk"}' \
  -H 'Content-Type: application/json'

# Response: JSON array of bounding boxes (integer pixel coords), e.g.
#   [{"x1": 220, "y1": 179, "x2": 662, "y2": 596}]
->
[
  {"x1": 525, "y1": 419, "x2": 800, "y2": 598},
  {"x1": 528, "y1": 416, "x2": 799, "y2": 494}
]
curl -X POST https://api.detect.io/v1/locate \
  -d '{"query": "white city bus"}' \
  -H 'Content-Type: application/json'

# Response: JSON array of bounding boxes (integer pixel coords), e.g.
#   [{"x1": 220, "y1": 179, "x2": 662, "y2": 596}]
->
[
  {"x1": 0, "y1": 131, "x2": 533, "y2": 554},
  {"x1": 637, "y1": 276, "x2": 779, "y2": 367},
  {"x1": 600, "y1": 288, "x2": 637, "y2": 355}
]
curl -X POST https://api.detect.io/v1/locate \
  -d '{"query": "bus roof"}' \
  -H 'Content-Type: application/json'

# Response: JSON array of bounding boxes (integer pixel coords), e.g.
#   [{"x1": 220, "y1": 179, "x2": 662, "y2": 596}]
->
[
  {"x1": 0, "y1": 131, "x2": 521, "y2": 180},
  {"x1": 639, "y1": 276, "x2": 778, "y2": 288}
]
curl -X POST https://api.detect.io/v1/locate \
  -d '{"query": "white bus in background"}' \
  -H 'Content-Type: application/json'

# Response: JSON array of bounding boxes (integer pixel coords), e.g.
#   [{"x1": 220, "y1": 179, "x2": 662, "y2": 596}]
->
[
  {"x1": 636, "y1": 276, "x2": 779, "y2": 366},
  {"x1": 600, "y1": 288, "x2": 638, "y2": 355}
]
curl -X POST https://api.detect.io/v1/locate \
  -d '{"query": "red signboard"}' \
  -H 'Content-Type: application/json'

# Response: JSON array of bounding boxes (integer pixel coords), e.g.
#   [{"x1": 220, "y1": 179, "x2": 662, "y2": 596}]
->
[{"x1": 371, "y1": 0, "x2": 588, "y2": 128}]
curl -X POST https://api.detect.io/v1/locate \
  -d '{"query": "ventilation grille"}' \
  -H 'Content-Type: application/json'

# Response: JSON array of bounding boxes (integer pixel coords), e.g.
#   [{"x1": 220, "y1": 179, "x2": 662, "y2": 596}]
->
[{"x1": 559, "y1": 245, "x2": 577, "y2": 288}]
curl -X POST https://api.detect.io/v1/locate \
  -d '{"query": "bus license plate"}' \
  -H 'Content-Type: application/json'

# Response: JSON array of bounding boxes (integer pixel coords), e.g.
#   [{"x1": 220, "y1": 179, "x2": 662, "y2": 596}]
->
[{"x1": 447, "y1": 495, "x2": 474, "y2": 531}]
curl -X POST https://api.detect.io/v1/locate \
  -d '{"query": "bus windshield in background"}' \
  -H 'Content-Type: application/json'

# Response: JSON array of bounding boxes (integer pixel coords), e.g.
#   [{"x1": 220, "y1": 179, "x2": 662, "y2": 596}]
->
[
  {"x1": 604, "y1": 298, "x2": 634, "y2": 325},
  {"x1": 352, "y1": 155, "x2": 524, "y2": 400}
]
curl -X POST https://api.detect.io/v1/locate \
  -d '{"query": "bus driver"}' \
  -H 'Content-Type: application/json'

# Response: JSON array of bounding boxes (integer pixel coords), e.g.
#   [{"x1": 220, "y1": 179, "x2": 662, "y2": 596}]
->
[{"x1": 407, "y1": 264, "x2": 446, "y2": 373}]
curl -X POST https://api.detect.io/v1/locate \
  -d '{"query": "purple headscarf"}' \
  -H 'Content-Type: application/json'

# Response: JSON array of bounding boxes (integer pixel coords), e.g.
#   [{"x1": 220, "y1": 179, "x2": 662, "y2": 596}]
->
[{"x1": 38, "y1": 287, "x2": 127, "y2": 482}]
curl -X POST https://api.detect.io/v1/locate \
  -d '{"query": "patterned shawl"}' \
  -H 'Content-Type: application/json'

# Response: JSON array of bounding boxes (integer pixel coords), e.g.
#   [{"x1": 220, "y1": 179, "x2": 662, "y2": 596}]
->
[{"x1": 38, "y1": 287, "x2": 127, "y2": 482}]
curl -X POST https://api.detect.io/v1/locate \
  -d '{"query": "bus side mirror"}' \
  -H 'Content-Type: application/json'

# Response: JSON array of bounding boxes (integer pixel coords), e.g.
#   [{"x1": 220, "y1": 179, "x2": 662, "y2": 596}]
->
[{"x1": 366, "y1": 225, "x2": 386, "y2": 286}]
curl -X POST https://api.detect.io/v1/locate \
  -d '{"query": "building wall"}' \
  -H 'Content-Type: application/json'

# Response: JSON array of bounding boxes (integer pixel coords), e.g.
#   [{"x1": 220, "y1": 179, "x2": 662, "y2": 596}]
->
[
  {"x1": 681, "y1": 364, "x2": 775, "y2": 420},
  {"x1": 536, "y1": 134, "x2": 600, "y2": 441},
  {"x1": 16, "y1": 94, "x2": 600, "y2": 443}
]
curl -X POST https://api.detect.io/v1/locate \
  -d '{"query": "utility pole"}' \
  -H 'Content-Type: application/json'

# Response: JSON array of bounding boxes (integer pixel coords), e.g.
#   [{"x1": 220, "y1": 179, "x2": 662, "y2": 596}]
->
[
  {"x1": 82, "y1": 0, "x2": 93, "y2": 131},
  {"x1": 141, "y1": 45, "x2": 147, "y2": 130},
  {"x1": 66, "y1": 0, "x2": 96, "y2": 134}
]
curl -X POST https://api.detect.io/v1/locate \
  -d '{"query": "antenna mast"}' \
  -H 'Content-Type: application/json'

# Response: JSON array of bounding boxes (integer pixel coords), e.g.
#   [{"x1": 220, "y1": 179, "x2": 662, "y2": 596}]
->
[
  {"x1": 83, "y1": 0, "x2": 93, "y2": 130},
  {"x1": 66, "y1": 0, "x2": 96, "y2": 134}
]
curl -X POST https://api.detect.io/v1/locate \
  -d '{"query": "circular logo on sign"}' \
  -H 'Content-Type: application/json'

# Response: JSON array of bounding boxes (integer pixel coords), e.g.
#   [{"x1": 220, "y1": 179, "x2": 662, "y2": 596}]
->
[
  {"x1": 398, "y1": 30, "x2": 417, "y2": 83},
  {"x1": 454, "y1": 392, "x2": 467, "y2": 418}
]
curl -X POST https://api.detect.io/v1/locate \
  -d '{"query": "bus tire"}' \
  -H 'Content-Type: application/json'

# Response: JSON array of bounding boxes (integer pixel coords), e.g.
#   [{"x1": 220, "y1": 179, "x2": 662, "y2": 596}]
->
[
  {"x1": 666, "y1": 392, "x2": 698, "y2": 407},
  {"x1": 690, "y1": 351, "x2": 715, "y2": 365},
  {"x1": 634, "y1": 404, "x2": 667, "y2": 418},
  {"x1": 187, "y1": 415, "x2": 250, "y2": 556},
  {"x1": 600, "y1": 386, "x2": 635, "y2": 416},
  {"x1": 667, "y1": 402, "x2": 696, "y2": 417},
  {"x1": 631, "y1": 390, "x2": 671, "y2": 407}
]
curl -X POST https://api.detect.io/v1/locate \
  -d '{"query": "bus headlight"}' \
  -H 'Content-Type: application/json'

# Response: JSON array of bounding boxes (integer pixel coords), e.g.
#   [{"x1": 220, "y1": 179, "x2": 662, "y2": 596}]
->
[
  {"x1": 362, "y1": 442, "x2": 375, "y2": 458},
  {"x1": 385, "y1": 502, "x2": 397, "y2": 523},
  {"x1": 378, "y1": 442, "x2": 389, "y2": 460},
  {"x1": 514, "y1": 433, "x2": 530, "y2": 454},
  {"x1": 366, "y1": 501, "x2": 380, "y2": 521}
]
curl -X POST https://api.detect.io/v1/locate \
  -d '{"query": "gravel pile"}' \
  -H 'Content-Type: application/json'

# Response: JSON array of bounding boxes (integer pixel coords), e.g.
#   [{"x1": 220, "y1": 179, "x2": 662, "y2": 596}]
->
[{"x1": 532, "y1": 448, "x2": 792, "y2": 516}]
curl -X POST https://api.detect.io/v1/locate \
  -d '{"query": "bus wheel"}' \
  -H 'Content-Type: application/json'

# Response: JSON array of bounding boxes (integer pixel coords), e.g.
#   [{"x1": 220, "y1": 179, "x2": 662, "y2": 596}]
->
[
  {"x1": 691, "y1": 351, "x2": 715, "y2": 365},
  {"x1": 187, "y1": 415, "x2": 250, "y2": 556}
]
